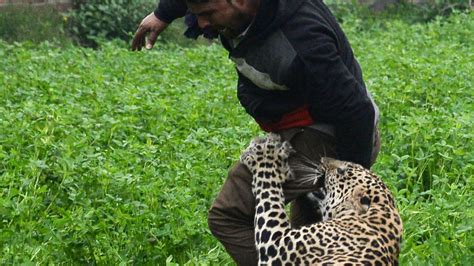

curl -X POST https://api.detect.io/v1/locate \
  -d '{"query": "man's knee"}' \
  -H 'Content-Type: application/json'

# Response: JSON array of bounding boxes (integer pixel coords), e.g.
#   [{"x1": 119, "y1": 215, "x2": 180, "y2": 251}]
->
[
  {"x1": 207, "y1": 207, "x2": 219, "y2": 236},
  {"x1": 207, "y1": 162, "x2": 255, "y2": 233}
]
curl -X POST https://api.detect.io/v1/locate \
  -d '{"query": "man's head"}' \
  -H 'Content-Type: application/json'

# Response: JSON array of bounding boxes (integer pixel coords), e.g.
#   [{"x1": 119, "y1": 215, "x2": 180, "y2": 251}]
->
[{"x1": 185, "y1": 0, "x2": 260, "y2": 39}]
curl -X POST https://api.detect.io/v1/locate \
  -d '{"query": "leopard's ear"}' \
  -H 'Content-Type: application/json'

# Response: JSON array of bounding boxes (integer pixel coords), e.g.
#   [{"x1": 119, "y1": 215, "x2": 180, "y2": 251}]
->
[
  {"x1": 352, "y1": 186, "x2": 370, "y2": 214},
  {"x1": 320, "y1": 157, "x2": 343, "y2": 167},
  {"x1": 321, "y1": 157, "x2": 347, "y2": 174},
  {"x1": 281, "y1": 141, "x2": 295, "y2": 155}
]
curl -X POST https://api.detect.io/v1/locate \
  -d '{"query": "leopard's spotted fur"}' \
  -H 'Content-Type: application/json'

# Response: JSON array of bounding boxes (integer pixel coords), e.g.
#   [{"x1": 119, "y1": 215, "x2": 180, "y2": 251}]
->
[{"x1": 240, "y1": 133, "x2": 403, "y2": 265}]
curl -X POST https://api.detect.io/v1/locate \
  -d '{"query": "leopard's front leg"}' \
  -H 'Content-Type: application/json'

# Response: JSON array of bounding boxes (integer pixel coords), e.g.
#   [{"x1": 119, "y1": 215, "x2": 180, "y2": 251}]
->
[{"x1": 241, "y1": 134, "x2": 294, "y2": 264}]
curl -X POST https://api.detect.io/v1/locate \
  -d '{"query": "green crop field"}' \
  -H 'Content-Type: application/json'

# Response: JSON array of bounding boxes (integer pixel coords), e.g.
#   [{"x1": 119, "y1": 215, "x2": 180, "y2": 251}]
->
[{"x1": 1, "y1": 11, "x2": 473, "y2": 265}]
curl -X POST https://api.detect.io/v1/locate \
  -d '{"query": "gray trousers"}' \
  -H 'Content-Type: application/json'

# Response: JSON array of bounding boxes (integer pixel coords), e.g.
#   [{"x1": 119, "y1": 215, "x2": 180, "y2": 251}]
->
[{"x1": 207, "y1": 127, "x2": 380, "y2": 265}]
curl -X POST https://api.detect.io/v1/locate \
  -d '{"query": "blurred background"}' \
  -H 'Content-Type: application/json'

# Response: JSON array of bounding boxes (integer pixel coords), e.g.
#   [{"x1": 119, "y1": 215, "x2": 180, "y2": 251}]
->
[{"x1": 0, "y1": 0, "x2": 472, "y2": 48}]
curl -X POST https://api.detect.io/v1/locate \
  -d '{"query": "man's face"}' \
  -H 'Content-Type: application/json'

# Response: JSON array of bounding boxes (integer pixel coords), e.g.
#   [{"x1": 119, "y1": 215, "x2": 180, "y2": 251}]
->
[{"x1": 187, "y1": 0, "x2": 255, "y2": 39}]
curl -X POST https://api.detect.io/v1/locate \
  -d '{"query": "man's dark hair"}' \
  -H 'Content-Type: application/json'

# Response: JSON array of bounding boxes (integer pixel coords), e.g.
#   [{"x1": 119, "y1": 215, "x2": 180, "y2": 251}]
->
[
  {"x1": 186, "y1": 0, "x2": 211, "y2": 3},
  {"x1": 186, "y1": 0, "x2": 233, "y2": 3}
]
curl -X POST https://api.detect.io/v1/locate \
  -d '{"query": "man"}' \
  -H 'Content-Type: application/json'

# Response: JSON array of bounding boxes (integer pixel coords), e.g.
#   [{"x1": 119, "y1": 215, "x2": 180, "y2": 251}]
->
[{"x1": 132, "y1": 0, "x2": 380, "y2": 264}]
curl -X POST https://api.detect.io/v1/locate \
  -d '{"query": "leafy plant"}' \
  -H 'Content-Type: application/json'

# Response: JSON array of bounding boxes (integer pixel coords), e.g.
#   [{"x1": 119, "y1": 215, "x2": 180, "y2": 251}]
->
[
  {"x1": 0, "y1": 11, "x2": 473, "y2": 265},
  {"x1": 412, "y1": 0, "x2": 473, "y2": 19},
  {"x1": 66, "y1": 0, "x2": 157, "y2": 47}
]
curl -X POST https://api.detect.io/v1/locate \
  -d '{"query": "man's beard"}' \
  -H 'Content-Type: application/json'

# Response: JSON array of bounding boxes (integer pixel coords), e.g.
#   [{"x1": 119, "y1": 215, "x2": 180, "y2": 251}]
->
[{"x1": 218, "y1": 9, "x2": 253, "y2": 39}]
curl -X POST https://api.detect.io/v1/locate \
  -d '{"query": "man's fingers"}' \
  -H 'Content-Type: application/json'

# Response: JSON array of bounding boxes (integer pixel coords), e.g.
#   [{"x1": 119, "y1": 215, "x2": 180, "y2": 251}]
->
[
  {"x1": 131, "y1": 27, "x2": 147, "y2": 51},
  {"x1": 131, "y1": 13, "x2": 169, "y2": 51},
  {"x1": 146, "y1": 31, "x2": 159, "y2": 50}
]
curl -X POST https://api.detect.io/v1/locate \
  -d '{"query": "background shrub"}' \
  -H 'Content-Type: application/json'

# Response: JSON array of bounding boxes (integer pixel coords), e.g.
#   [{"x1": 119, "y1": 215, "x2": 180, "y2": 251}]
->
[
  {"x1": 66, "y1": 0, "x2": 157, "y2": 47},
  {"x1": 66, "y1": 0, "x2": 205, "y2": 48},
  {"x1": 0, "y1": 1, "x2": 470, "y2": 47},
  {"x1": 327, "y1": 0, "x2": 473, "y2": 23},
  {"x1": 0, "y1": 5, "x2": 70, "y2": 45}
]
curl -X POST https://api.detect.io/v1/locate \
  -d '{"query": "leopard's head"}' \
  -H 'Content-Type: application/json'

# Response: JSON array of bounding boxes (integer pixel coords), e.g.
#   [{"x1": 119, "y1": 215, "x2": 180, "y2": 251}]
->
[{"x1": 312, "y1": 158, "x2": 372, "y2": 221}]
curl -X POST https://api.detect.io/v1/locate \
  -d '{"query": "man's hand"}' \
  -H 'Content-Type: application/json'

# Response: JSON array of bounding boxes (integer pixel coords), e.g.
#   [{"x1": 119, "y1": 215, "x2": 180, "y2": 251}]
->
[{"x1": 131, "y1": 12, "x2": 169, "y2": 51}]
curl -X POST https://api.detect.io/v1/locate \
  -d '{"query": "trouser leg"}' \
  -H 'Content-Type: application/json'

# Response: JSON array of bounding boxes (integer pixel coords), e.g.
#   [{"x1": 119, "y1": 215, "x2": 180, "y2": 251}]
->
[
  {"x1": 207, "y1": 128, "x2": 338, "y2": 265},
  {"x1": 207, "y1": 162, "x2": 258, "y2": 265},
  {"x1": 289, "y1": 195, "x2": 322, "y2": 229}
]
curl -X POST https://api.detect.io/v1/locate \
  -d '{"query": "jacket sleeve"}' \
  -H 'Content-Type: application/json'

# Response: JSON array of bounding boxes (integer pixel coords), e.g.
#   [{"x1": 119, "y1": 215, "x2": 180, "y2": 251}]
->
[
  {"x1": 297, "y1": 34, "x2": 375, "y2": 168},
  {"x1": 154, "y1": 0, "x2": 187, "y2": 23}
]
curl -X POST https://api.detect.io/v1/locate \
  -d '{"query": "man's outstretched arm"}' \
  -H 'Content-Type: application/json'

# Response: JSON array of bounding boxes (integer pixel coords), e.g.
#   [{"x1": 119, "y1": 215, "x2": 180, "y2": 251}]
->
[{"x1": 131, "y1": 0, "x2": 187, "y2": 51}]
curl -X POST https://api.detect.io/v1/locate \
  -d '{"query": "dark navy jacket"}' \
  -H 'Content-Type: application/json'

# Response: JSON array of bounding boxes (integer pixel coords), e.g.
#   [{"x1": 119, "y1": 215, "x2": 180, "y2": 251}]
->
[{"x1": 154, "y1": 0, "x2": 379, "y2": 168}]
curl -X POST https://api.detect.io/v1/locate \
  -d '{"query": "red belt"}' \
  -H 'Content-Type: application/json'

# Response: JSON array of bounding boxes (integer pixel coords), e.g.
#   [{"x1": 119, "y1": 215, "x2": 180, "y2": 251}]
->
[{"x1": 257, "y1": 105, "x2": 314, "y2": 132}]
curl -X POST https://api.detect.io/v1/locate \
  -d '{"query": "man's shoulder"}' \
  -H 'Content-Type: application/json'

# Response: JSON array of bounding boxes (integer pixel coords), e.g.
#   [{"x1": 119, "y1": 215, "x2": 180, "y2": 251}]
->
[{"x1": 278, "y1": 0, "x2": 348, "y2": 54}]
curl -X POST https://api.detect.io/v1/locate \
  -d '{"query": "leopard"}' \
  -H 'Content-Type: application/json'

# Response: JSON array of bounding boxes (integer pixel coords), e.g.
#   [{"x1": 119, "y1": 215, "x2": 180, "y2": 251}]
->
[{"x1": 240, "y1": 133, "x2": 403, "y2": 265}]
